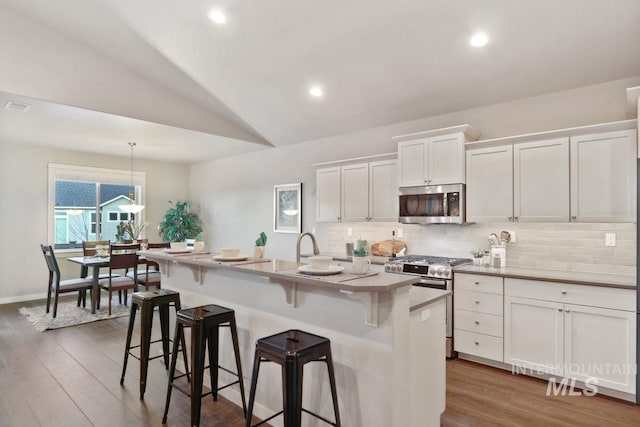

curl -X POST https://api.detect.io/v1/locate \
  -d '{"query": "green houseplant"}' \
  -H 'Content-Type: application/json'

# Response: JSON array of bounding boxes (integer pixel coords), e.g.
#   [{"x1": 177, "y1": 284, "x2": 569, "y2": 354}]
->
[
  {"x1": 254, "y1": 232, "x2": 267, "y2": 259},
  {"x1": 158, "y1": 201, "x2": 203, "y2": 242}
]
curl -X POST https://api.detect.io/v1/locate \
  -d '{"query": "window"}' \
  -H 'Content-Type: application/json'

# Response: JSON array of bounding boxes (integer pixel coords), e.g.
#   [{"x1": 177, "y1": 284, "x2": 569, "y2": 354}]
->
[{"x1": 48, "y1": 164, "x2": 145, "y2": 250}]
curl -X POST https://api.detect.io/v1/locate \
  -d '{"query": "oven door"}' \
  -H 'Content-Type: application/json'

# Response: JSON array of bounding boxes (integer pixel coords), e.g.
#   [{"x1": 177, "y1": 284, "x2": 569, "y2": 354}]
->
[{"x1": 411, "y1": 277, "x2": 452, "y2": 338}]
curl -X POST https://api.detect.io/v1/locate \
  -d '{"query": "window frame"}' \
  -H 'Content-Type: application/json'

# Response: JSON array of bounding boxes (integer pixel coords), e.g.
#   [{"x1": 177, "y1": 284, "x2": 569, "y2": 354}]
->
[{"x1": 48, "y1": 163, "x2": 146, "y2": 251}]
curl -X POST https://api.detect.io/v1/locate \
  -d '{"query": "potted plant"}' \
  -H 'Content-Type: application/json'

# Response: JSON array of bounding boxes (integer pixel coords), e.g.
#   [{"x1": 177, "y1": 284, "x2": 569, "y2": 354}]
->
[
  {"x1": 254, "y1": 232, "x2": 267, "y2": 259},
  {"x1": 158, "y1": 201, "x2": 203, "y2": 242},
  {"x1": 470, "y1": 249, "x2": 484, "y2": 266},
  {"x1": 118, "y1": 219, "x2": 148, "y2": 242}
]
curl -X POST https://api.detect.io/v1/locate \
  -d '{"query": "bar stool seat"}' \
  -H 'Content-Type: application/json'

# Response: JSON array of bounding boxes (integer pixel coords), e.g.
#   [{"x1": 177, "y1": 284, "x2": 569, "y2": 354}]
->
[
  {"x1": 246, "y1": 329, "x2": 341, "y2": 427},
  {"x1": 120, "y1": 289, "x2": 189, "y2": 400},
  {"x1": 163, "y1": 304, "x2": 247, "y2": 427}
]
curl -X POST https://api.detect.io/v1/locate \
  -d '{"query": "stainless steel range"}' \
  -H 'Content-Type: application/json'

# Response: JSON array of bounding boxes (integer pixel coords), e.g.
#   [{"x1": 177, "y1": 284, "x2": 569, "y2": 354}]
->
[{"x1": 384, "y1": 255, "x2": 472, "y2": 358}]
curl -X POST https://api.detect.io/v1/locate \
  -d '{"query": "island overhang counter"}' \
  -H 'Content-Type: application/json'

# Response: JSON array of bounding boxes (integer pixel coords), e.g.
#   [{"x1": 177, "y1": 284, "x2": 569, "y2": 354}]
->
[{"x1": 142, "y1": 251, "x2": 447, "y2": 427}]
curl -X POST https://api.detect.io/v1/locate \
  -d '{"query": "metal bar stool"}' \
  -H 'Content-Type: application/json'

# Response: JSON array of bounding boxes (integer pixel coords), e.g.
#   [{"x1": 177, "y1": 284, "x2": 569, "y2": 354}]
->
[
  {"x1": 246, "y1": 329, "x2": 341, "y2": 427},
  {"x1": 120, "y1": 289, "x2": 189, "y2": 400},
  {"x1": 163, "y1": 304, "x2": 247, "y2": 427}
]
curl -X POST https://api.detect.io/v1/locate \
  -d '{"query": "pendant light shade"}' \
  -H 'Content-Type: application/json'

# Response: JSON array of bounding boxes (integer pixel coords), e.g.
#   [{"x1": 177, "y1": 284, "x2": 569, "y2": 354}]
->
[{"x1": 119, "y1": 142, "x2": 145, "y2": 214}]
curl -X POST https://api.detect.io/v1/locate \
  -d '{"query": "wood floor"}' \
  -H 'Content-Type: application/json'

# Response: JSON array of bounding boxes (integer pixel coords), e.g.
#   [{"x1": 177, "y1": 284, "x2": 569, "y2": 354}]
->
[{"x1": 2, "y1": 297, "x2": 640, "y2": 426}]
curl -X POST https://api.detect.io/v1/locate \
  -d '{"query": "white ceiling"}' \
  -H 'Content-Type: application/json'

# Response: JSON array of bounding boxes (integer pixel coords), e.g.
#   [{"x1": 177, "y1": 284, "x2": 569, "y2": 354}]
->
[{"x1": 1, "y1": 0, "x2": 639, "y2": 163}]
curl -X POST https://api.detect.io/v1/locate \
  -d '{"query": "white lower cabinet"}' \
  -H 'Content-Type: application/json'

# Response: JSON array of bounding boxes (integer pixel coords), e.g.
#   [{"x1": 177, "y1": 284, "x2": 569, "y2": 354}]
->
[
  {"x1": 504, "y1": 279, "x2": 636, "y2": 394},
  {"x1": 454, "y1": 273, "x2": 504, "y2": 362}
]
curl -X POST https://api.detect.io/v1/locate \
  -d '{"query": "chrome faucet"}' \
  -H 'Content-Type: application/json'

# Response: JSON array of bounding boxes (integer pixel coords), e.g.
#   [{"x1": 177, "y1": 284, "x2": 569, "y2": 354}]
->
[{"x1": 296, "y1": 232, "x2": 320, "y2": 265}]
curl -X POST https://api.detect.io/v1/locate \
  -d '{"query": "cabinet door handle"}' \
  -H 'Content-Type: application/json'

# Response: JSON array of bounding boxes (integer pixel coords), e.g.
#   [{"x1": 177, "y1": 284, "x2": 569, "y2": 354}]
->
[
  {"x1": 475, "y1": 300, "x2": 480, "y2": 304},
  {"x1": 565, "y1": 309, "x2": 571, "y2": 313},
  {"x1": 514, "y1": 216, "x2": 519, "y2": 221},
  {"x1": 571, "y1": 215, "x2": 577, "y2": 220},
  {"x1": 557, "y1": 308, "x2": 563, "y2": 312},
  {"x1": 474, "y1": 320, "x2": 480, "y2": 325},
  {"x1": 507, "y1": 216, "x2": 513, "y2": 221},
  {"x1": 337, "y1": 217, "x2": 341, "y2": 221}
]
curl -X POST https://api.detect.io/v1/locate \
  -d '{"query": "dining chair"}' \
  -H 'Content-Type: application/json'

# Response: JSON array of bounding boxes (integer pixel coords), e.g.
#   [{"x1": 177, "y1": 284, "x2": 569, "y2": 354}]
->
[
  {"x1": 128, "y1": 242, "x2": 169, "y2": 290},
  {"x1": 98, "y1": 243, "x2": 140, "y2": 315},
  {"x1": 40, "y1": 244, "x2": 94, "y2": 318},
  {"x1": 80, "y1": 240, "x2": 119, "y2": 306}
]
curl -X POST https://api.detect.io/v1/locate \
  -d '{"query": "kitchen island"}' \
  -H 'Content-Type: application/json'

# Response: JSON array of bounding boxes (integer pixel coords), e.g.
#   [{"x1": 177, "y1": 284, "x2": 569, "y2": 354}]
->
[{"x1": 142, "y1": 251, "x2": 448, "y2": 427}]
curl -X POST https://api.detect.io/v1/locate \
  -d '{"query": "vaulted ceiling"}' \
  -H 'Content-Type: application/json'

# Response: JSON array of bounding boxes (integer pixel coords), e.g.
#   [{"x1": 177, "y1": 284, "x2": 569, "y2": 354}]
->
[{"x1": 1, "y1": 0, "x2": 639, "y2": 162}]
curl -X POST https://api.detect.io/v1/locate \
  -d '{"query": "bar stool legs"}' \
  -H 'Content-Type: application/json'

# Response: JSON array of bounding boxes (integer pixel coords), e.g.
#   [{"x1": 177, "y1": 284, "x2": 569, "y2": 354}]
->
[
  {"x1": 120, "y1": 289, "x2": 189, "y2": 400},
  {"x1": 246, "y1": 329, "x2": 341, "y2": 427},
  {"x1": 163, "y1": 304, "x2": 247, "y2": 427}
]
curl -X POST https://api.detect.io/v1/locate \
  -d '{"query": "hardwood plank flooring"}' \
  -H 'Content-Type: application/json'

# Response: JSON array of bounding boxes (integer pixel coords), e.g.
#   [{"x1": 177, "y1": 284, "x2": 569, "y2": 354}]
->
[
  {"x1": 2, "y1": 297, "x2": 640, "y2": 426},
  {"x1": 442, "y1": 359, "x2": 640, "y2": 427}
]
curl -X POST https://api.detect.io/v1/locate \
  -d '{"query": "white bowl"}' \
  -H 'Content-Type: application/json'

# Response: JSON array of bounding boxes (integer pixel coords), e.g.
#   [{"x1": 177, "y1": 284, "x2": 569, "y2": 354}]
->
[
  {"x1": 307, "y1": 255, "x2": 333, "y2": 270},
  {"x1": 220, "y1": 247, "x2": 240, "y2": 258},
  {"x1": 170, "y1": 242, "x2": 188, "y2": 250}
]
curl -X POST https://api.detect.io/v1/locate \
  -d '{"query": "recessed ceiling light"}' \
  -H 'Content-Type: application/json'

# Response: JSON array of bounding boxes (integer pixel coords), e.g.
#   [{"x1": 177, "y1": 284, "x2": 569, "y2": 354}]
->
[
  {"x1": 469, "y1": 32, "x2": 489, "y2": 47},
  {"x1": 309, "y1": 86, "x2": 324, "y2": 97},
  {"x1": 208, "y1": 9, "x2": 226, "y2": 24}
]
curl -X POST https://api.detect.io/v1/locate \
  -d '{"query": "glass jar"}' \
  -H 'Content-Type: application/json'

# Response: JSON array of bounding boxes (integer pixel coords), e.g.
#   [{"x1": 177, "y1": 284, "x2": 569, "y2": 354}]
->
[{"x1": 483, "y1": 251, "x2": 490, "y2": 267}]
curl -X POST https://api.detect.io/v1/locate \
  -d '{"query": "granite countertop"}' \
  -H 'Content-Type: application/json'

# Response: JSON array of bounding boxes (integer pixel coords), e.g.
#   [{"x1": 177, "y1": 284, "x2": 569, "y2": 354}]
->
[
  {"x1": 142, "y1": 250, "x2": 415, "y2": 292},
  {"x1": 453, "y1": 264, "x2": 636, "y2": 289},
  {"x1": 302, "y1": 252, "x2": 391, "y2": 265},
  {"x1": 409, "y1": 287, "x2": 450, "y2": 312}
]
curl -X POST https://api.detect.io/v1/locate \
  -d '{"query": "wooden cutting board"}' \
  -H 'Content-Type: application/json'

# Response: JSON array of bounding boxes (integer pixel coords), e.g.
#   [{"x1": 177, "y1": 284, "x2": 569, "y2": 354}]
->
[{"x1": 371, "y1": 239, "x2": 407, "y2": 257}]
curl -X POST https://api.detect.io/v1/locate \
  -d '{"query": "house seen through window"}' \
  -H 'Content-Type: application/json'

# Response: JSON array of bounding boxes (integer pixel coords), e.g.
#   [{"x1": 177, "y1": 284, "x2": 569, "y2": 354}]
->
[{"x1": 54, "y1": 180, "x2": 140, "y2": 249}]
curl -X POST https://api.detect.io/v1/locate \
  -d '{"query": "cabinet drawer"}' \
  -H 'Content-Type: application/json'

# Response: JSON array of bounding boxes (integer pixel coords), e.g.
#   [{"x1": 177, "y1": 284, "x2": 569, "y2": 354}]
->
[
  {"x1": 454, "y1": 310, "x2": 503, "y2": 337},
  {"x1": 455, "y1": 273, "x2": 503, "y2": 294},
  {"x1": 505, "y1": 278, "x2": 634, "y2": 311},
  {"x1": 455, "y1": 290, "x2": 503, "y2": 315},
  {"x1": 454, "y1": 329, "x2": 503, "y2": 361}
]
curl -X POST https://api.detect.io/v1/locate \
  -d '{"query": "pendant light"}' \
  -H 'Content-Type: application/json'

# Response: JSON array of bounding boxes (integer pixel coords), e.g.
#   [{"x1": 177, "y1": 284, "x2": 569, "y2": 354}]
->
[{"x1": 119, "y1": 141, "x2": 145, "y2": 214}]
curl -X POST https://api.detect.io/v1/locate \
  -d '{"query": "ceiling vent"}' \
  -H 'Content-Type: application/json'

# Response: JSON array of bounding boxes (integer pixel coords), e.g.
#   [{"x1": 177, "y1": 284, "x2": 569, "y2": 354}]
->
[{"x1": 4, "y1": 100, "x2": 31, "y2": 112}]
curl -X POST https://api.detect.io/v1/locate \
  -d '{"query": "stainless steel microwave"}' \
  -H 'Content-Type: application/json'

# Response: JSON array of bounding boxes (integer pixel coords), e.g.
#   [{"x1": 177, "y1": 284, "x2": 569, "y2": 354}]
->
[{"x1": 399, "y1": 183, "x2": 465, "y2": 224}]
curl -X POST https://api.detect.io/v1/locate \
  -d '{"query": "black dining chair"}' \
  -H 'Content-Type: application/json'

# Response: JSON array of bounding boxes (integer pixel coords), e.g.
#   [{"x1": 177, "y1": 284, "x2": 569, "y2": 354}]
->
[
  {"x1": 127, "y1": 242, "x2": 169, "y2": 290},
  {"x1": 98, "y1": 243, "x2": 140, "y2": 315},
  {"x1": 41, "y1": 244, "x2": 94, "y2": 319}
]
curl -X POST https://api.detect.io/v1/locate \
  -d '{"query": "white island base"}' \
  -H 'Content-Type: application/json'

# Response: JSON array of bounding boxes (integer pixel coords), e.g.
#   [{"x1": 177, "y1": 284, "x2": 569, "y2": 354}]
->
[{"x1": 144, "y1": 253, "x2": 447, "y2": 427}]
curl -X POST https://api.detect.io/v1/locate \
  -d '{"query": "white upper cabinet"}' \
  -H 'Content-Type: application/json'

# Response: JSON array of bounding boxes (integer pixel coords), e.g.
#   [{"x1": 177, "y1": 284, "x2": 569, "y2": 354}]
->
[
  {"x1": 570, "y1": 129, "x2": 637, "y2": 222},
  {"x1": 466, "y1": 145, "x2": 513, "y2": 223},
  {"x1": 316, "y1": 166, "x2": 341, "y2": 222},
  {"x1": 396, "y1": 125, "x2": 478, "y2": 187},
  {"x1": 369, "y1": 160, "x2": 399, "y2": 221},
  {"x1": 514, "y1": 138, "x2": 569, "y2": 222},
  {"x1": 398, "y1": 140, "x2": 426, "y2": 187},
  {"x1": 341, "y1": 163, "x2": 370, "y2": 222},
  {"x1": 466, "y1": 121, "x2": 637, "y2": 223},
  {"x1": 398, "y1": 134, "x2": 465, "y2": 186},
  {"x1": 316, "y1": 155, "x2": 397, "y2": 223}
]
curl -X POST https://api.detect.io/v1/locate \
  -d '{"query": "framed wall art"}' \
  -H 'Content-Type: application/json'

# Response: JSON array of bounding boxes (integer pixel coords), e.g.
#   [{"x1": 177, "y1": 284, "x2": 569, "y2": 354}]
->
[{"x1": 274, "y1": 183, "x2": 302, "y2": 233}]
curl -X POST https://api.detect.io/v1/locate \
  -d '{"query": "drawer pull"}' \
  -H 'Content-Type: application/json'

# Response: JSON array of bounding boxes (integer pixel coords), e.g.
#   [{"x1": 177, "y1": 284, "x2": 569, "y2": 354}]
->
[
  {"x1": 474, "y1": 320, "x2": 480, "y2": 325},
  {"x1": 561, "y1": 290, "x2": 567, "y2": 295},
  {"x1": 474, "y1": 281, "x2": 479, "y2": 285},
  {"x1": 474, "y1": 341, "x2": 479, "y2": 345},
  {"x1": 475, "y1": 300, "x2": 480, "y2": 304}
]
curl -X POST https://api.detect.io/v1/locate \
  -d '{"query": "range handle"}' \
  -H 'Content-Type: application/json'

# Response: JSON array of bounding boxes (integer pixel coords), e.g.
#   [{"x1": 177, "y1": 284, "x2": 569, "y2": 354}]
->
[{"x1": 413, "y1": 278, "x2": 448, "y2": 289}]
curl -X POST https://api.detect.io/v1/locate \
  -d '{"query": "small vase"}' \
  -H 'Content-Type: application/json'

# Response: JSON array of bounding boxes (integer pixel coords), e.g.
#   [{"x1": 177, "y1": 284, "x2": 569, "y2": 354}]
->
[{"x1": 254, "y1": 246, "x2": 265, "y2": 259}]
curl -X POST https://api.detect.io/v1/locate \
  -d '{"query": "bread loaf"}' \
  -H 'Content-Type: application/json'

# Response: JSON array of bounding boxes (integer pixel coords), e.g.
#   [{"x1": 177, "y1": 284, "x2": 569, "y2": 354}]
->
[{"x1": 371, "y1": 240, "x2": 407, "y2": 257}]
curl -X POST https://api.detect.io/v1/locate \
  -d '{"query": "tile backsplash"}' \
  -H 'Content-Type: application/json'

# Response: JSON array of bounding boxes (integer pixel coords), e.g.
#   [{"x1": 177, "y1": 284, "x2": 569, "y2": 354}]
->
[{"x1": 320, "y1": 221, "x2": 637, "y2": 276}]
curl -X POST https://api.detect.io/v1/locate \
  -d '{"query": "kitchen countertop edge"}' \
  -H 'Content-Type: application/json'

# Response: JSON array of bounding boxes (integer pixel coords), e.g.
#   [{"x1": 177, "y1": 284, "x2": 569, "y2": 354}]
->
[
  {"x1": 410, "y1": 288, "x2": 450, "y2": 312},
  {"x1": 453, "y1": 265, "x2": 636, "y2": 289},
  {"x1": 142, "y1": 251, "x2": 415, "y2": 292}
]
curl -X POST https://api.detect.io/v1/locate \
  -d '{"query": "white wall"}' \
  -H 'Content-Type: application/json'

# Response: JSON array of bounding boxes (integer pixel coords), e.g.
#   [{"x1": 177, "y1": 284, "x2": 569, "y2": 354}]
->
[
  {"x1": 0, "y1": 142, "x2": 189, "y2": 302},
  {"x1": 189, "y1": 76, "x2": 640, "y2": 265}
]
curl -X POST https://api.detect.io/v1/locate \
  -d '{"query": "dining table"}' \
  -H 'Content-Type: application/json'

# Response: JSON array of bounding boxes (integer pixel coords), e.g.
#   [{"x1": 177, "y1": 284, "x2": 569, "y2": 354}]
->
[
  {"x1": 67, "y1": 255, "x2": 110, "y2": 314},
  {"x1": 67, "y1": 254, "x2": 147, "y2": 314}
]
